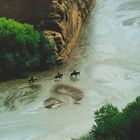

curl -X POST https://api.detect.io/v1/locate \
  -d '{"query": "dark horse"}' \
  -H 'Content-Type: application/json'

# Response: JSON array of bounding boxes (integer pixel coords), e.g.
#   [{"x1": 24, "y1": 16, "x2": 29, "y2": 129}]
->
[
  {"x1": 28, "y1": 76, "x2": 37, "y2": 84},
  {"x1": 55, "y1": 72, "x2": 63, "y2": 81},
  {"x1": 70, "y1": 70, "x2": 80, "y2": 79}
]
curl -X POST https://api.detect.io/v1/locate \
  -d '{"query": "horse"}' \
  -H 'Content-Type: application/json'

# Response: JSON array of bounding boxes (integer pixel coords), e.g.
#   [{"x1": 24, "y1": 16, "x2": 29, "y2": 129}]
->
[
  {"x1": 70, "y1": 71, "x2": 80, "y2": 79},
  {"x1": 28, "y1": 76, "x2": 37, "y2": 84},
  {"x1": 55, "y1": 73, "x2": 63, "y2": 81}
]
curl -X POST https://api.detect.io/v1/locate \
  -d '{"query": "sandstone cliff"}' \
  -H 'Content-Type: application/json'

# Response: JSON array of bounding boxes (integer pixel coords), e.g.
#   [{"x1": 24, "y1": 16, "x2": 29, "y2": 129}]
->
[{"x1": 0, "y1": 0, "x2": 96, "y2": 63}]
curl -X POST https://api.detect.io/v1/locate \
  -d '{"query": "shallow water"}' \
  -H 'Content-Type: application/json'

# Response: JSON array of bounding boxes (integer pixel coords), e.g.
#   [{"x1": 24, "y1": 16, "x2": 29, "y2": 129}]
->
[{"x1": 0, "y1": 0, "x2": 140, "y2": 139}]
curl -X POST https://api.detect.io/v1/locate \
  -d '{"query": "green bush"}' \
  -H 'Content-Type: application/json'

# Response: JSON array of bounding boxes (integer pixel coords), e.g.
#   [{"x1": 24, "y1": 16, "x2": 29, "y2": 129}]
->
[
  {"x1": 75, "y1": 97, "x2": 140, "y2": 140},
  {"x1": 0, "y1": 18, "x2": 56, "y2": 79},
  {"x1": 0, "y1": 17, "x2": 41, "y2": 77},
  {"x1": 122, "y1": 97, "x2": 140, "y2": 140},
  {"x1": 0, "y1": 17, "x2": 40, "y2": 50},
  {"x1": 91, "y1": 104, "x2": 126, "y2": 140}
]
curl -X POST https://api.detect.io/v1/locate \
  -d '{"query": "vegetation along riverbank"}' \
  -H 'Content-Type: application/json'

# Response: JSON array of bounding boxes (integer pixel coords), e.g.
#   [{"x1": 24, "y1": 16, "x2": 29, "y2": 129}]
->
[
  {"x1": 74, "y1": 96, "x2": 140, "y2": 140},
  {"x1": 0, "y1": 18, "x2": 56, "y2": 80}
]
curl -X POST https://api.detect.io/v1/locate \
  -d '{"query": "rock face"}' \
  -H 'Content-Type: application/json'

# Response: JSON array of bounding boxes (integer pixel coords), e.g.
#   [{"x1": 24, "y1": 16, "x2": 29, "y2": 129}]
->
[{"x1": 0, "y1": 0, "x2": 96, "y2": 63}]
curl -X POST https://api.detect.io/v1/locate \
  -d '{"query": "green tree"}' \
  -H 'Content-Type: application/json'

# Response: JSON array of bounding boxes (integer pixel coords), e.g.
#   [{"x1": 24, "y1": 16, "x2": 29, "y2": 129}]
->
[
  {"x1": 0, "y1": 17, "x2": 56, "y2": 79},
  {"x1": 122, "y1": 97, "x2": 140, "y2": 140},
  {"x1": 92, "y1": 104, "x2": 124, "y2": 140},
  {"x1": 75, "y1": 97, "x2": 140, "y2": 140}
]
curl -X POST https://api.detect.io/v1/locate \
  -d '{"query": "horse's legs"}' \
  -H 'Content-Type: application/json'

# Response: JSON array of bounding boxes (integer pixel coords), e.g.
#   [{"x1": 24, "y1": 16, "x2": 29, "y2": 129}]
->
[
  {"x1": 70, "y1": 74, "x2": 73, "y2": 79},
  {"x1": 29, "y1": 81, "x2": 32, "y2": 85}
]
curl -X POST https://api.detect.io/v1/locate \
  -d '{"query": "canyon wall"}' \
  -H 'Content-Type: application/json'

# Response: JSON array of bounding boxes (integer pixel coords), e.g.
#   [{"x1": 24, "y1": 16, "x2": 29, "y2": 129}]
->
[{"x1": 0, "y1": 0, "x2": 96, "y2": 63}]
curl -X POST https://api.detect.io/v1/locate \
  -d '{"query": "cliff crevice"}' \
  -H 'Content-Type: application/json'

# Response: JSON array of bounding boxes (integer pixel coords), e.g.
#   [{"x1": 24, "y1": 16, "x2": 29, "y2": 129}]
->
[{"x1": 43, "y1": 0, "x2": 96, "y2": 63}]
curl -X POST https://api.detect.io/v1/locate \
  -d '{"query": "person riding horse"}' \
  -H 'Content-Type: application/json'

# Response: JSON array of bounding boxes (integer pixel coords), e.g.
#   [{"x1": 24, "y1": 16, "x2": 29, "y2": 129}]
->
[
  {"x1": 28, "y1": 76, "x2": 37, "y2": 84},
  {"x1": 70, "y1": 70, "x2": 80, "y2": 79},
  {"x1": 55, "y1": 72, "x2": 63, "y2": 80}
]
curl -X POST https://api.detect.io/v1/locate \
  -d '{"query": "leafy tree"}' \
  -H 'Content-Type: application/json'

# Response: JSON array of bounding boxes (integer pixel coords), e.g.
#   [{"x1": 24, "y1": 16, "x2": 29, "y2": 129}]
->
[
  {"x1": 0, "y1": 17, "x2": 40, "y2": 50},
  {"x1": 92, "y1": 104, "x2": 124, "y2": 140},
  {"x1": 0, "y1": 17, "x2": 57, "y2": 79},
  {"x1": 122, "y1": 97, "x2": 140, "y2": 140},
  {"x1": 75, "y1": 97, "x2": 140, "y2": 140}
]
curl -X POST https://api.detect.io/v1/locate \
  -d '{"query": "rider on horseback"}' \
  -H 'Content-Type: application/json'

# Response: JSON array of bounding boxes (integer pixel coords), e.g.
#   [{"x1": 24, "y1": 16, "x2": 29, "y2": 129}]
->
[
  {"x1": 30, "y1": 76, "x2": 34, "y2": 81},
  {"x1": 70, "y1": 70, "x2": 80, "y2": 79},
  {"x1": 28, "y1": 76, "x2": 37, "y2": 84},
  {"x1": 55, "y1": 72, "x2": 63, "y2": 80},
  {"x1": 57, "y1": 72, "x2": 61, "y2": 76}
]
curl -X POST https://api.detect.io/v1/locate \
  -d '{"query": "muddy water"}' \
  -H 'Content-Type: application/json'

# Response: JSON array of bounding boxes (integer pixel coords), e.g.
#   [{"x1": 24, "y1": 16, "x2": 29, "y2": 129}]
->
[{"x1": 0, "y1": 0, "x2": 140, "y2": 139}]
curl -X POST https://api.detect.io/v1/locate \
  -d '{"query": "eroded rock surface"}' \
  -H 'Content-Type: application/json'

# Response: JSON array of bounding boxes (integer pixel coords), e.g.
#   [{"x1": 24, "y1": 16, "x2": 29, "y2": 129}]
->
[
  {"x1": 0, "y1": 84, "x2": 41, "y2": 112},
  {"x1": 44, "y1": 84, "x2": 83, "y2": 109},
  {"x1": 44, "y1": 0, "x2": 96, "y2": 62},
  {"x1": 0, "y1": 0, "x2": 96, "y2": 63}
]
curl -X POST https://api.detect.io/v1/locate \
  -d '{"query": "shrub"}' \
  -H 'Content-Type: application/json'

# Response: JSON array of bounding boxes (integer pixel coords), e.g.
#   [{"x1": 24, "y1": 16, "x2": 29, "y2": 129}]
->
[
  {"x1": 0, "y1": 17, "x2": 40, "y2": 50},
  {"x1": 75, "y1": 97, "x2": 140, "y2": 140},
  {"x1": 0, "y1": 18, "x2": 56, "y2": 79},
  {"x1": 91, "y1": 104, "x2": 125, "y2": 140},
  {"x1": 122, "y1": 97, "x2": 140, "y2": 140},
  {"x1": 0, "y1": 17, "x2": 41, "y2": 77}
]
